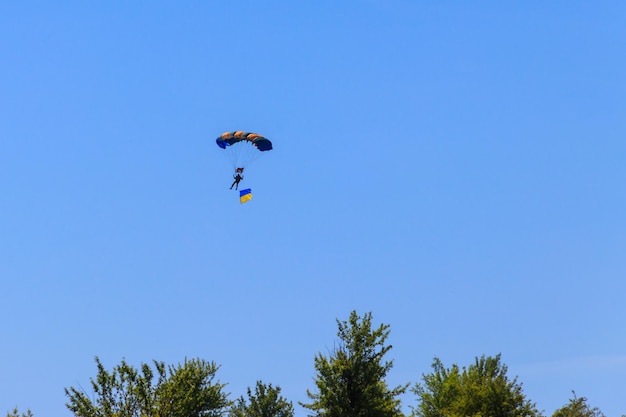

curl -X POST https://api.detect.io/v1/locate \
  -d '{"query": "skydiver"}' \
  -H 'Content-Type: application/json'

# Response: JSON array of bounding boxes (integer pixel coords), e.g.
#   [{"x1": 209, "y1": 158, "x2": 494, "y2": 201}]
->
[{"x1": 230, "y1": 172, "x2": 244, "y2": 190}]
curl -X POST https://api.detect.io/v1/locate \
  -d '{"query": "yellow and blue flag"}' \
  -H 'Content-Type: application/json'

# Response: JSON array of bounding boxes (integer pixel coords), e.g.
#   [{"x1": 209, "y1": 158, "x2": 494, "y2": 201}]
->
[{"x1": 239, "y1": 188, "x2": 252, "y2": 204}]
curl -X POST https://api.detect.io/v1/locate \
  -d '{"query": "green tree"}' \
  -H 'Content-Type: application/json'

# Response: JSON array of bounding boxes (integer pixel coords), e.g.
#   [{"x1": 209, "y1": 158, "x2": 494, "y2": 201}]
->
[
  {"x1": 155, "y1": 358, "x2": 230, "y2": 417},
  {"x1": 6, "y1": 408, "x2": 33, "y2": 417},
  {"x1": 65, "y1": 356, "x2": 229, "y2": 417},
  {"x1": 412, "y1": 354, "x2": 541, "y2": 417},
  {"x1": 301, "y1": 310, "x2": 408, "y2": 417},
  {"x1": 552, "y1": 391, "x2": 605, "y2": 417},
  {"x1": 229, "y1": 381, "x2": 294, "y2": 417}
]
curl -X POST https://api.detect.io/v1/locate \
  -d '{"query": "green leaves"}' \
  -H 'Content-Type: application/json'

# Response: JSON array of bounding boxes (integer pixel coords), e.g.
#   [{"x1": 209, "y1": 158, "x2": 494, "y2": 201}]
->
[
  {"x1": 65, "y1": 357, "x2": 229, "y2": 417},
  {"x1": 412, "y1": 354, "x2": 540, "y2": 417},
  {"x1": 12, "y1": 315, "x2": 617, "y2": 417},
  {"x1": 302, "y1": 311, "x2": 408, "y2": 417},
  {"x1": 229, "y1": 381, "x2": 294, "y2": 417},
  {"x1": 156, "y1": 359, "x2": 229, "y2": 417},
  {"x1": 6, "y1": 408, "x2": 33, "y2": 417},
  {"x1": 552, "y1": 392, "x2": 605, "y2": 417}
]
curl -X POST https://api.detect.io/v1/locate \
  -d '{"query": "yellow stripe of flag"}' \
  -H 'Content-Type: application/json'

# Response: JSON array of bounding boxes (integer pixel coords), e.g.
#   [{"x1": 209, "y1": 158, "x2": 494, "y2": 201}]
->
[{"x1": 239, "y1": 188, "x2": 252, "y2": 204}]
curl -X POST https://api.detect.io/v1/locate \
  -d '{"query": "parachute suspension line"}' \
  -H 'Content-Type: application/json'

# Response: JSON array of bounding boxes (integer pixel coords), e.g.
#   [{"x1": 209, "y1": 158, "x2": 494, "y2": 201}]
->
[
  {"x1": 216, "y1": 131, "x2": 272, "y2": 174},
  {"x1": 225, "y1": 141, "x2": 264, "y2": 171}
]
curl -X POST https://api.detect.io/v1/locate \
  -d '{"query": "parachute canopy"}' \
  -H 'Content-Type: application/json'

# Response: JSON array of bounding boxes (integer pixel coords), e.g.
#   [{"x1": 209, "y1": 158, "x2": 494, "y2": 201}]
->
[
  {"x1": 216, "y1": 131, "x2": 272, "y2": 170},
  {"x1": 216, "y1": 131, "x2": 272, "y2": 151}
]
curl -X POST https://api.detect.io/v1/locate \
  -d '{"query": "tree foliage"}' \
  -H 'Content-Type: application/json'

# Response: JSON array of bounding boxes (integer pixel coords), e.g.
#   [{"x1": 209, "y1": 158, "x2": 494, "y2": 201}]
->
[
  {"x1": 229, "y1": 381, "x2": 294, "y2": 417},
  {"x1": 302, "y1": 310, "x2": 408, "y2": 417},
  {"x1": 6, "y1": 408, "x2": 33, "y2": 417},
  {"x1": 412, "y1": 354, "x2": 541, "y2": 417},
  {"x1": 64, "y1": 356, "x2": 229, "y2": 417},
  {"x1": 552, "y1": 392, "x2": 605, "y2": 417}
]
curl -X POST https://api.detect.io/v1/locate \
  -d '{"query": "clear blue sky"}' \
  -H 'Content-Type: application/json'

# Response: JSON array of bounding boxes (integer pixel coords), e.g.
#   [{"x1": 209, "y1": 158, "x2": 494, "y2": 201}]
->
[{"x1": 1, "y1": 2, "x2": 625, "y2": 416}]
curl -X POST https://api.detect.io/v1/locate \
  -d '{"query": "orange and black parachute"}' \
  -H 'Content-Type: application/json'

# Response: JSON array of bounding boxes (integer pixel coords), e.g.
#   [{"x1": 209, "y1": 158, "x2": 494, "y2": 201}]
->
[
  {"x1": 216, "y1": 131, "x2": 273, "y2": 171},
  {"x1": 216, "y1": 131, "x2": 272, "y2": 151}
]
